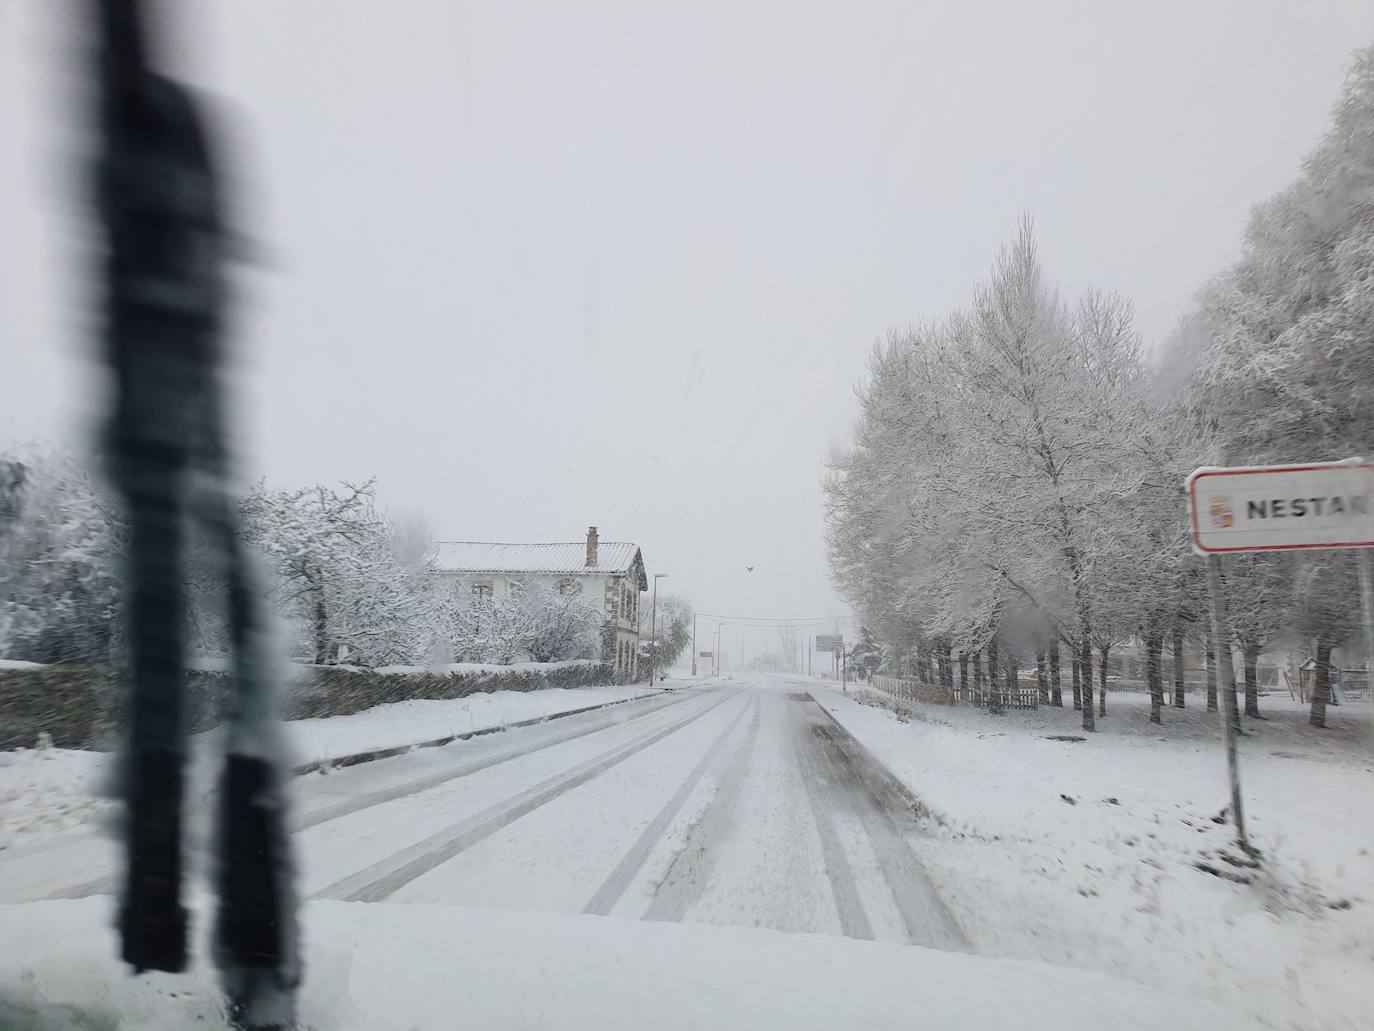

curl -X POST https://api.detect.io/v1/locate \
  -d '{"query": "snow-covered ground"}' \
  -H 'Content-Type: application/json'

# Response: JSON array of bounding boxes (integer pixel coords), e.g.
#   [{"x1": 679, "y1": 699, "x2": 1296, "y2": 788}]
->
[
  {"x1": 0, "y1": 683, "x2": 661, "y2": 849},
  {"x1": 0, "y1": 677, "x2": 1252, "y2": 1029},
  {"x1": 0, "y1": 896, "x2": 1244, "y2": 1030},
  {"x1": 811, "y1": 680, "x2": 1374, "y2": 1030}
]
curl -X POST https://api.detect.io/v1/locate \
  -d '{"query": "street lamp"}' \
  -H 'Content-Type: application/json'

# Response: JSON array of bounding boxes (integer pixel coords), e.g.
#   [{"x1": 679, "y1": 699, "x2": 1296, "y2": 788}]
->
[
  {"x1": 716, "y1": 622, "x2": 724, "y2": 677},
  {"x1": 649, "y1": 573, "x2": 668, "y2": 685}
]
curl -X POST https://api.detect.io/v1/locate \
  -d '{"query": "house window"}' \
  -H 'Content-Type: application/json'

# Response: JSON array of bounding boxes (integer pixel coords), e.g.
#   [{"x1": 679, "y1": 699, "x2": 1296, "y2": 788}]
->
[{"x1": 471, "y1": 582, "x2": 494, "y2": 603}]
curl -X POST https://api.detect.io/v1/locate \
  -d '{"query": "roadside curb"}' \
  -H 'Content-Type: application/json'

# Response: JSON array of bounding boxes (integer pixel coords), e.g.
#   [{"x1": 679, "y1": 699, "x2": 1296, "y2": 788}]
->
[{"x1": 292, "y1": 689, "x2": 673, "y2": 776}]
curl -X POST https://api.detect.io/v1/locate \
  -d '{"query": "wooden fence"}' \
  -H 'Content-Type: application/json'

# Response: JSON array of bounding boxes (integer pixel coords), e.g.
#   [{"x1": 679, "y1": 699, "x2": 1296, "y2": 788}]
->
[{"x1": 870, "y1": 673, "x2": 1039, "y2": 710}]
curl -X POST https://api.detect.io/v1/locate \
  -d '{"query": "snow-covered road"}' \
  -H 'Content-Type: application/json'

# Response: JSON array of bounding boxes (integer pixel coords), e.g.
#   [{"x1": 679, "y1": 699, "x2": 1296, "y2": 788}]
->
[{"x1": 0, "y1": 676, "x2": 963, "y2": 947}]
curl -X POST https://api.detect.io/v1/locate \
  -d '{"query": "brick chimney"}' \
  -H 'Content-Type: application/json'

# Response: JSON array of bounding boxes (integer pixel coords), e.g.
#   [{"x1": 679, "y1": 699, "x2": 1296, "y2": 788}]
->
[{"x1": 585, "y1": 526, "x2": 599, "y2": 568}]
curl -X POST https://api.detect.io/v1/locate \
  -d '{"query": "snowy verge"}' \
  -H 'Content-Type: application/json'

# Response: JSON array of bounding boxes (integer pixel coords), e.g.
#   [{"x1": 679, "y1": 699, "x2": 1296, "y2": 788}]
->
[
  {"x1": 808, "y1": 682, "x2": 1374, "y2": 1030},
  {"x1": 0, "y1": 685, "x2": 660, "y2": 849},
  {"x1": 0, "y1": 896, "x2": 1246, "y2": 1030},
  {"x1": 287, "y1": 684, "x2": 660, "y2": 769}
]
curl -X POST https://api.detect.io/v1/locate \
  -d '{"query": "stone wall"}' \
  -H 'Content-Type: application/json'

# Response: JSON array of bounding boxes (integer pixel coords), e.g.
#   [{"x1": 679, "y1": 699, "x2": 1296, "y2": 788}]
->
[{"x1": 0, "y1": 661, "x2": 614, "y2": 751}]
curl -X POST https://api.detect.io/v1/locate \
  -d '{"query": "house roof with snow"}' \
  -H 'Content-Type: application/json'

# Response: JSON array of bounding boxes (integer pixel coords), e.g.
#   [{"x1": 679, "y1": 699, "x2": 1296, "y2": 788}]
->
[{"x1": 429, "y1": 537, "x2": 648, "y2": 589}]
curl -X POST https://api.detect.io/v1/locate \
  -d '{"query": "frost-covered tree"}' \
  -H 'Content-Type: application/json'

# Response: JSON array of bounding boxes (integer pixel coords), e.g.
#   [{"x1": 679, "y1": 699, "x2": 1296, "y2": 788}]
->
[
  {"x1": 637, "y1": 593, "x2": 694, "y2": 673},
  {"x1": 521, "y1": 581, "x2": 603, "y2": 663},
  {"x1": 0, "y1": 447, "x2": 124, "y2": 663},
  {"x1": 827, "y1": 221, "x2": 1151, "y2": 732},
  {"x1": 240, "y1": 480, "x2": 439, "y2": 666},
  {"x1": 828, "y1": 44, "x2": 1374, "y2": 736}
]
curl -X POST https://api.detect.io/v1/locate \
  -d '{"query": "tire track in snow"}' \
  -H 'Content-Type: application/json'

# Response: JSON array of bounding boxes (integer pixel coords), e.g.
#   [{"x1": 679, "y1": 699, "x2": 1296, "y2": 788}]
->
[
  {"x1": 642, "y1": 694, "x2": 763, "y2": 923},
  {"x1": 291, "y1": 690, "x2": 694, "y2": 832},
  {"x1": 788, "y1": 694, "x2": 874, "y2": 941},
  {"x1": 313, "y1": 689, "x2": 742, "y2": 902},
  {"x1": 583, "y1": 692, "x2": 757, "y2": 916},
  {"x1": 799, "y1": 696, "x2": 970, "y2": 951},
  {"x1": 46, "y1": 690, "x2": 698, "y2": 901}
]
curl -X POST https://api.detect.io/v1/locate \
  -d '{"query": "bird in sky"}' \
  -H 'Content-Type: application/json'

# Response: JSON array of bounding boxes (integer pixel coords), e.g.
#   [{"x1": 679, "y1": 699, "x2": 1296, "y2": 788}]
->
[{"x1": 746, "y1": 566, "x2": 754, "y2": 573}]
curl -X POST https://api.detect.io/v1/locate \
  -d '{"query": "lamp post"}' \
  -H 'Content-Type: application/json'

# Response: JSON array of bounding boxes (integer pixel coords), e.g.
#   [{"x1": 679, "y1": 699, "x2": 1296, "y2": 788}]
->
[
  {"x1": 649, "y1": 573, "x2": 668, "y2": 685},
  {"x1": 716, "y1": 622, "x2": 725, "y2": 677},
  {"x1": 691, "y1": 614, "x2": 698, "y2": 677}
]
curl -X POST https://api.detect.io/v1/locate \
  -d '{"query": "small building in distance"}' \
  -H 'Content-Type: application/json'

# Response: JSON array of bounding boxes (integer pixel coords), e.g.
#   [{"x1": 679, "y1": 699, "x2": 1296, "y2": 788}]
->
[{"x1": 429, "y1": 526, "x2": 647, "y2": 681}]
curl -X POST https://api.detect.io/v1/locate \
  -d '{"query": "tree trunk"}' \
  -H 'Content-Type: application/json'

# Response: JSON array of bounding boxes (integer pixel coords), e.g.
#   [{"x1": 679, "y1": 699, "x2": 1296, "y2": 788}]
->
[
  {"x1": 1071, "y1": 651, "x2": 1082, "y2": 710},
  {"x1": 313, "y1": 590, "x2": 329, "y2": 665},
  {"x1": 1243, "y1": 643, "x2": 1262, "y2": 718},
  {"x1": 1172, "y1": 625, "x2": 1185, "y2": 708},
  {"x1": 1036, "y1": 650, "x2": 1048, "y2": 705},
  {"x1": 935, "y1": 647, "x2": 948, "y2": 693},
  {"x1": 958, "y1": 652, "x2": 969, "y2": 699},
  {"x1": 973, "y1": 650, "x2": 985, "y2": 705},
  {"x1": 1310, "y1": 636, "x2": 1332, "y2": 728},
  {"x1": 1098, "y1": 644, "x2": 1109, "y2": 718},
  {"x1": 1049, "y1": 638, "x2": 1063, "y2": 706},
  {"x1": 1005, "y1": 651, "x2": 1018, "y2": 706},
  {"x1": 1205, "y1": 626, "x2": 1218, "y2": 712},
  {"x1": 1146, "y1": 629, "x2": 1163, "y2": 724},
  {"x1": 987, "y1": 643, "x2": 1003, "y2": 714},
  {"x1": 1079, "y1": 633, "x2": 1095, "y2": 731}
]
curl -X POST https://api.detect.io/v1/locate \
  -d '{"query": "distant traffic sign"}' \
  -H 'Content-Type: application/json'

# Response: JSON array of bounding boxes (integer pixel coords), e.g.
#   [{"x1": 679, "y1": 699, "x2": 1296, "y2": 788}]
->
[
  {"x1": 816, "y1": 634, "x2": 843, "y2": 652},
  {"x1": 698, "y1": 651, "x2": 713, "y2": 659},
  {"x1": 1187, "y1": 461, "x2": 1374, "y2": 554}
]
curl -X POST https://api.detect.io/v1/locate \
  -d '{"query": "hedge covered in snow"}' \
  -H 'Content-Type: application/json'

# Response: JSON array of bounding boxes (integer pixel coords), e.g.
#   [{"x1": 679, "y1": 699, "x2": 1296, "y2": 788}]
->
[{"x1": 0, "y1": 659, "x2": 613, "y2": 750}]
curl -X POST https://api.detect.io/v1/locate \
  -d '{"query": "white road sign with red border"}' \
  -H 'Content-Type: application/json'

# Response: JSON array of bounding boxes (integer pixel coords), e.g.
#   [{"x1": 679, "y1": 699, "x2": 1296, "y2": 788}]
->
[{"x1": 1187, "y1": 460, "x2": 1374, "y2": 554}]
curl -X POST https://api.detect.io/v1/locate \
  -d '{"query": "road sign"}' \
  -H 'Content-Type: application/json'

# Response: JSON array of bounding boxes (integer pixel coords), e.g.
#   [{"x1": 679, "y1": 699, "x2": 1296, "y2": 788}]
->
[
  {"x1": 1186, "y1": 458, "x2": 1374, "y2": 856},
  {"x1": 1187, "y1": 460, "x2": 1374, "y2": 555},
  {"x1": 698, "y1": 651, "x2": 713, "y2": 659},
  {"x1": 816, "y1": 634, "x2": 843, "y2": 653}
]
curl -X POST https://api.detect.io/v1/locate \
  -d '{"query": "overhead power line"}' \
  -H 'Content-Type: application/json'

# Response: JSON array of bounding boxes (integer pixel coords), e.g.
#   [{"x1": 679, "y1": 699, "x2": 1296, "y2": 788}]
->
[{"x1": 694, "y1": 612, "x2": 851, "y2": 627}]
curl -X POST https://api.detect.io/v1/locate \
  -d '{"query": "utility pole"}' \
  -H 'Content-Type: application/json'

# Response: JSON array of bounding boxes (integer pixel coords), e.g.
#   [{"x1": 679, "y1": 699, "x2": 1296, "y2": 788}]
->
[
  {"x1": 716, "y1": 623, "x2": 724, "y2": 677},
  {"x1": 691, "y1": 615, "x2": 697, "y2": 677},
  {"x1": 649, "y1": 573, "x2": 667, "y2": 685}
]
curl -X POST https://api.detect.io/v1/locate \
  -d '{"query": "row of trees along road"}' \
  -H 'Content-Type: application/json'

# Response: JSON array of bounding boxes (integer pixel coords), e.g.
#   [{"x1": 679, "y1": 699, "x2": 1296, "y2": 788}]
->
[{"x1": 824, "y1": 45, "x2": 1374, "y2": 732}]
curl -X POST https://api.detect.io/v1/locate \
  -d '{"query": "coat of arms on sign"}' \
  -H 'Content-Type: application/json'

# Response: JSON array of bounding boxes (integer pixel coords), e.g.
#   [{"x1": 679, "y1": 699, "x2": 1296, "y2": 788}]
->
[{"x1": 1209, "y1": 497, "x2": 1234, "y2": 529}]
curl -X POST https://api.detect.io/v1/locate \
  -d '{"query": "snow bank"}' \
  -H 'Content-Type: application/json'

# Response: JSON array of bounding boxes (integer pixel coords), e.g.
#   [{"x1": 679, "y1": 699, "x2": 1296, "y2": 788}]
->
[
  {"x1": 811, "y1": 683, "x2": 1374, "y2": 1030},
  {"x1": 287, "y1": 684, "x2": 656, "y2": 767},
  {"x1": 0, "y1": 897, "x2": 1244, "y2": 1030}
]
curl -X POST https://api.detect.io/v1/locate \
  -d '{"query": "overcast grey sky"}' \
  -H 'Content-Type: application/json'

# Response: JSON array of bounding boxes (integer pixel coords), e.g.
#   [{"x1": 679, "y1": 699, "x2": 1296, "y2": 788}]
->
[{"x1": 3, "y1": 1, "x2": 1371, "y2": 662}]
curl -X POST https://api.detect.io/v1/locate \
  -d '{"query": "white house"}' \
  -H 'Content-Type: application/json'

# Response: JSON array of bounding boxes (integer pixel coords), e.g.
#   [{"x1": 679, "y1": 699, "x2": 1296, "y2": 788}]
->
[{"x1": 429, "y1": 526, "x2": 648, "y2": 681}]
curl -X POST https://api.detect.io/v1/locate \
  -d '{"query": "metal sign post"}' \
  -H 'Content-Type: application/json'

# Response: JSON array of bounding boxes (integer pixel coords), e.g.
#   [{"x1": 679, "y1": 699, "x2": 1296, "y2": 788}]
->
[
  {"x1": 1188, "y1": 459, "x2": 1374, "y2": 854},
  {"x1": 1359, "y1": 550, "x2": 1374, "y2": 722},
  {"x1": 816, "y1": 634, "x2": 844, "y2": 688},
  {"x1": 1204, "y1": 555, "x2": 1249, "y2": 851}
]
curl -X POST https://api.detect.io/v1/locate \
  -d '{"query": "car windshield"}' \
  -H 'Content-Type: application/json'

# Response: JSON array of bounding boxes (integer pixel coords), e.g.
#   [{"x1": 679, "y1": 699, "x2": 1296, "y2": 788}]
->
[{"x1": 2, "y1": 3, "x2": 1372, "y2": 1029}]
